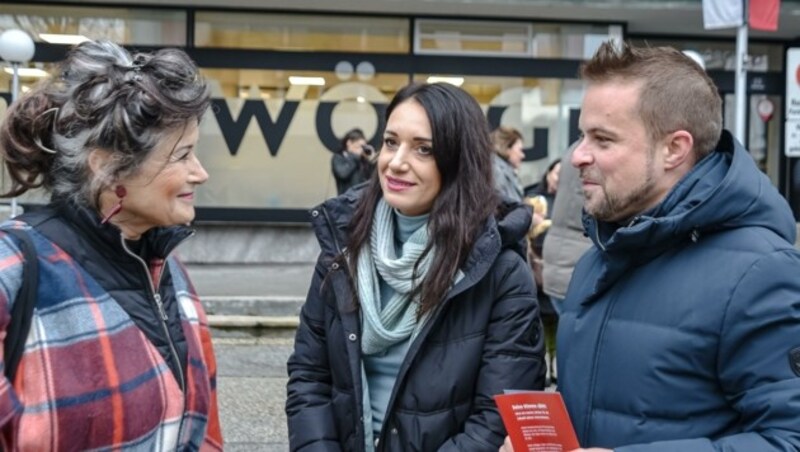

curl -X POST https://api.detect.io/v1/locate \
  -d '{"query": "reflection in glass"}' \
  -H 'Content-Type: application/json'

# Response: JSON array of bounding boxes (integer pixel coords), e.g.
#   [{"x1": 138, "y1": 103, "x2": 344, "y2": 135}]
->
[
  {"x1": 0, "y1": 4, "x2": 186, "y2": 46},
  {"x1": 195, "y1": 12, "x2": 409, "y2": 53}
]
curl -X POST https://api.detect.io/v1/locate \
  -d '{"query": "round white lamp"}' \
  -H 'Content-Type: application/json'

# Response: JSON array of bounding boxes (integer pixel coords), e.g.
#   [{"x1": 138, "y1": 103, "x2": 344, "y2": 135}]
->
[
  {"x1": 0, "y1": 29, "x2": 35, "y2": 66},
  {"x1": 0, "y1": 29, "x2": 35, "y2": 218}
]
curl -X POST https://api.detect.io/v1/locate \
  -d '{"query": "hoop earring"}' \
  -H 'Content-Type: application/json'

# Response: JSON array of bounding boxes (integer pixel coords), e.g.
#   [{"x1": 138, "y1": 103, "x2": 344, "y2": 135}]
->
[{"x1": 101, "y1": 185, "x2": 127, "y2": 224}]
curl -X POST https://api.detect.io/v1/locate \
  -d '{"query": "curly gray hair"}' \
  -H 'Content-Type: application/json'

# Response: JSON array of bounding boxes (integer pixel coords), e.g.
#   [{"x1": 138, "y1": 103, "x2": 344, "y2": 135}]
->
[{"x1": 0, "y1": 40, "x2": 210, "y2": 209}]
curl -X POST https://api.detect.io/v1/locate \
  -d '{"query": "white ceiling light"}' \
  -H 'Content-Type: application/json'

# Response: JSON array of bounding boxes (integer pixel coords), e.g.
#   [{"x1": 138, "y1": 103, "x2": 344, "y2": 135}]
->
[
  {"x1": 426, "y1": 76, "x2": 465, "y2": 87},
  {"x1": 39, "y1": 33, "x2": 90, "y2": 45},
  {"x1": 288, "y1": 76, "x2": 325, "y2": 86}
]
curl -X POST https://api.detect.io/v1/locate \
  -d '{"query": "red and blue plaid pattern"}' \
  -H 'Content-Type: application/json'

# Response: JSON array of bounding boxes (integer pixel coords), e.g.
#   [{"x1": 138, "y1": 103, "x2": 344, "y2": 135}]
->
[{"x1": 0, "y1": 223, "x2": 222, "y2": 451}]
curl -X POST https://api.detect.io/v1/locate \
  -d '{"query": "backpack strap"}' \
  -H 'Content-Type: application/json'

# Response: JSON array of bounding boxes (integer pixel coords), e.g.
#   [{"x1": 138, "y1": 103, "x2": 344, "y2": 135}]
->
[{"x1": 2, "y1": 227, "x2": 38, "y2": 383}]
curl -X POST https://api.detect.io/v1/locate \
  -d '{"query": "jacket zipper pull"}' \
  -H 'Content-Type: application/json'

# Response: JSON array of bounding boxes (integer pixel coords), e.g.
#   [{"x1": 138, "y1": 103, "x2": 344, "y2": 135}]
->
[{"x1": 153, "y1": 293, "x2": 168, "y2": 321}]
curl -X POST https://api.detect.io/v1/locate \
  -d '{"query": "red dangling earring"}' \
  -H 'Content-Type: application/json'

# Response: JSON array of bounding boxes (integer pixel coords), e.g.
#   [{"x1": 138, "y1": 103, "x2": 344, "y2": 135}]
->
[{"x1": 101, "y1": 185, "x2": 127, "y2": 224}]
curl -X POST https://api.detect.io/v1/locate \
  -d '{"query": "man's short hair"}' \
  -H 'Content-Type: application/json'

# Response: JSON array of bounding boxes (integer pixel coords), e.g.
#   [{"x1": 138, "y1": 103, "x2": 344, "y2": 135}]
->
[{"x1": 581, "y1": 41, "x2": 723, "y2": 160}]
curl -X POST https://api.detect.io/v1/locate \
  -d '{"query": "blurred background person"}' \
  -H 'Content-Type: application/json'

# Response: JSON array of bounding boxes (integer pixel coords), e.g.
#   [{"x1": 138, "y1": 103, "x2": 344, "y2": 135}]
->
[
  {"x1": 526, "y1": 158, "x2": 561, "y2": 386},
  {"x1": 0, "y1": 40, "x2": 222, "y2": 450},
  {"x1": 490, "y1": 126, "x2": 525, "y2": 203},
  {"x1": 542, "y1": 143, "x2": 592, "y2": 316},
  {"x1": 287, "y1": 82, "x2": 544, "y2": 451},
  {"x1": 332, "y1": 127, "x2": 376, "y2": 195}
]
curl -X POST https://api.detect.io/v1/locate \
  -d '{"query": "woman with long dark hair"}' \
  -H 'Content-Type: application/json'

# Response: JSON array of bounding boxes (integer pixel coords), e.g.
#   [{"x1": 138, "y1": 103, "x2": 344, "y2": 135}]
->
[{"x1": 287, "y1": 82, "x2": 545, "y2": 451}]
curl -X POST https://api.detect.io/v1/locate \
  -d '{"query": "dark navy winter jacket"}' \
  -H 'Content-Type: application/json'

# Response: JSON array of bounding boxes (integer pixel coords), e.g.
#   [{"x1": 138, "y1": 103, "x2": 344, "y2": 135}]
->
[
  {"x1": 286, "y1": 190, "x2": 546, "y2": 451},
  {"x1": 558, "y1": 130, "x2": 800, "y2": 451}
]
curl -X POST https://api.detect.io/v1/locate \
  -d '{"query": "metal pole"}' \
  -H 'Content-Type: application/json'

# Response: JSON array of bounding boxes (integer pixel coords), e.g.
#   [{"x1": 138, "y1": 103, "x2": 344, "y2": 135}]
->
[
  {"x1": 10, "y1": 62, "x2": 19, "y2": 217},
  {"x1": 734, "y1": 0, "x2": 749, "y2": 145}
]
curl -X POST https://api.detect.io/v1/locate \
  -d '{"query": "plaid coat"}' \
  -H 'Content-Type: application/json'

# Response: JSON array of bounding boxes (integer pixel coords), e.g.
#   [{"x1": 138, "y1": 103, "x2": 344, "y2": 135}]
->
[{"x1": 0, "y1": 211, "x2": 222, "y2": 451}]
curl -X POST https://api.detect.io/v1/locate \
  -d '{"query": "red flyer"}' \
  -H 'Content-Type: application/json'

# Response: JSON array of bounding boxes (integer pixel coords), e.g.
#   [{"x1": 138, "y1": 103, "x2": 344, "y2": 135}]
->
[{"x1": 494, "y1": 391, "x2": 580, "y2": 452}]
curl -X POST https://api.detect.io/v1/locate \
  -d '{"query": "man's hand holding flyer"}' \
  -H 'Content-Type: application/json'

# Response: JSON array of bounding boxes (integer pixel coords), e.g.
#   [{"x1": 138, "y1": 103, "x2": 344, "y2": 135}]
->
[{"x1": 495, "y1": 391, "x2": 579, "y2": 451}]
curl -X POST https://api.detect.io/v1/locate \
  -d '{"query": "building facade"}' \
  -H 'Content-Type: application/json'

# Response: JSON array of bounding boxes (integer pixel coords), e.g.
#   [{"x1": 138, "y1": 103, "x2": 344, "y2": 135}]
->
[{"x1": 2, "y1": 0, "x2": 799, "y2": 224}]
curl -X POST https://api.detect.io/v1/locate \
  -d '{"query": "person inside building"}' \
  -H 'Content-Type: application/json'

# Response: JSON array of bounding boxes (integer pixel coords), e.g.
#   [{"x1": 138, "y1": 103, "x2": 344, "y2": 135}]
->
[
  {"x1": 332, "y1": 127, "x2": 376, "y2": 195},
  {"x1": 0, "y1": 40, "x2": 222, "y2": 450},
  {"x1": 287, "y1": 82, "x2": 545, "y2": 451},
  {"x1": 490, "y1": 125, "x2": 526, "y2": 203},
  {"x1": 502, "y1": 40, "x2": 800, "y2": 451}
]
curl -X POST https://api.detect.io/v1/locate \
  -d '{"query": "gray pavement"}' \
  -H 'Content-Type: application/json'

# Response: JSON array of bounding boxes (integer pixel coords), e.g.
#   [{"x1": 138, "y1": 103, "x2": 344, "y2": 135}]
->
[
  {"x1": 215, "y1": 332, "x2": 294, "y2": 451},
  {"x1": 193, "y1": 264, "x2": 307, "y2": 450}
]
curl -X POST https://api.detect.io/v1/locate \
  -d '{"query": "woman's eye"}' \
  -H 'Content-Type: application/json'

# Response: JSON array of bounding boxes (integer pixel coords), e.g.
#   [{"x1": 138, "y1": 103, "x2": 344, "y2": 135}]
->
[
  {"x1": 417, "y1": 146, "x2": 433, "y2": 156},
  {"x1": 171, "y1": 151, "x2": 191, "y2": 162},
  {"x1": 383, "y1": 138, "x2": 397, "y2": 148}
]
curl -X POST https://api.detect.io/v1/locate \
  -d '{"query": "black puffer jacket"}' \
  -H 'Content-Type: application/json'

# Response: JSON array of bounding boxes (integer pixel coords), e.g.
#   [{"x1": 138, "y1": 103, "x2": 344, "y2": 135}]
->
[
  {"x1": 21, "y1": 202, "x2": 190, "y2": 383},
  {"x1": 286, "y1": 190, "x2": 545, "y2": 451}
]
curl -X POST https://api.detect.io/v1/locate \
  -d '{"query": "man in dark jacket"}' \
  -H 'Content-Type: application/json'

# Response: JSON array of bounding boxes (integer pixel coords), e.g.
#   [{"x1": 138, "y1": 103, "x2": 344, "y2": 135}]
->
[
  {"x1": 332, "y1": 128, "x2": 375, "y2": 195},
  {"x1": 504, "y1": 41, "x2": 800, "y2": 451}
]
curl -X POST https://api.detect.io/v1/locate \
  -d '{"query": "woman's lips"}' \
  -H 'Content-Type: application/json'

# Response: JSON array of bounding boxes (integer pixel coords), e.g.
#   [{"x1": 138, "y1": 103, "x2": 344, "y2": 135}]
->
[{"x1": 385, "y1": 176, "x2": 415, "y2": 192}]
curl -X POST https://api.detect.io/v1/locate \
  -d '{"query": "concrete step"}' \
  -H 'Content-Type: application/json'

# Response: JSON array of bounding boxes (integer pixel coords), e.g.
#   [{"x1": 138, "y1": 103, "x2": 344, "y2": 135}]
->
[
  {"x1": 185, "y1": 263, "x2": 314, "y2": 298},
  {"x1": 186, "y1": 263, "x2": 312, "y2": 329},
  {"x1": 202, "y1": 295, "x2": 305, "y2": 317},
  {"x1": 202, "y1": 295, "x2": 304, "y2": 329}
]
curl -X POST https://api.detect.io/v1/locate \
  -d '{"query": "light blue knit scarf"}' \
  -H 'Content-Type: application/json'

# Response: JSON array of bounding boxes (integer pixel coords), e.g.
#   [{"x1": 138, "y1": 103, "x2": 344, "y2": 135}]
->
[{"x1": 357, "y1": 199, "x2": 434, "y2": 355}]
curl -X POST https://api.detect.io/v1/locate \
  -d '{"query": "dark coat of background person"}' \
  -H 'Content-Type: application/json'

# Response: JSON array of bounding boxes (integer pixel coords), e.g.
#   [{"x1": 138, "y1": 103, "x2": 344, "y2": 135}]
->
[
  {"x1": 286, "y1": 188, "x2": 546, "y2": 451},
  {"x1": 332, "y1": 150, "x2": 371, "y2": 195}
]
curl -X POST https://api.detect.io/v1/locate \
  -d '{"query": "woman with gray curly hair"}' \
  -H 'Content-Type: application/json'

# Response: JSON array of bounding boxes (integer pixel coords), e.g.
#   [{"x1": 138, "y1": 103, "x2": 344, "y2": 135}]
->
[{"x1": 0, "y1": 40, "x2": 222, "y2": 450}]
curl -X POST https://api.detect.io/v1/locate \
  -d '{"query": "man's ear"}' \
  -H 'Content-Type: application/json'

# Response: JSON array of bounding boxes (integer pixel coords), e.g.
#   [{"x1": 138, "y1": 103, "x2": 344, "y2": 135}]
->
[
  {"x1": 87, "y1": 149, "x2": 111, "y2": 176},
  {"x1": 663, "y1": 130, "x2": 694, "y2": 170}
]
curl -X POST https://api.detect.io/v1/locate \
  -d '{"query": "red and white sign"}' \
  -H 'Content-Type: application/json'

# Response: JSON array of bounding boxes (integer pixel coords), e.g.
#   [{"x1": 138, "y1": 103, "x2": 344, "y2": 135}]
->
[
  {"x1": 788, "y1": 49, "x2": 800, "y2": 121},
  {"x1": 786, "y1": 48, "x2": 800, "y2": 157},
  {"x1": 757, "y1": 99, "x2": 774, "y2": 122}
]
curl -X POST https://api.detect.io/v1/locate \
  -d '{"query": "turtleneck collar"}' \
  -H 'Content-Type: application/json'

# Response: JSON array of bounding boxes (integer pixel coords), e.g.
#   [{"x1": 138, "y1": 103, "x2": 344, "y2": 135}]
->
[
  {"x1": 393, "y1": 209, "x2": 430, "y2": 244},
  {"x1": 52, "y1": 200, "x2": 193, "y2": 261}
]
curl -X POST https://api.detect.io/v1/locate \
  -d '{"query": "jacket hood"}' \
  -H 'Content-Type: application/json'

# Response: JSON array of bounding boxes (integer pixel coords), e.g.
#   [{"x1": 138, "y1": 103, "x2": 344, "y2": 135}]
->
[{"x1": 584, "y1": 130, "x2": 796, "y2": 259}]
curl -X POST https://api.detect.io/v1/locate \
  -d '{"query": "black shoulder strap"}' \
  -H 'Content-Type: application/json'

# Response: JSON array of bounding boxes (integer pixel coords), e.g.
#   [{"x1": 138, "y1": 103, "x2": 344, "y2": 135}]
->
[{"x1": 2, "y1": 227, "x2": 38, "y2": 382}]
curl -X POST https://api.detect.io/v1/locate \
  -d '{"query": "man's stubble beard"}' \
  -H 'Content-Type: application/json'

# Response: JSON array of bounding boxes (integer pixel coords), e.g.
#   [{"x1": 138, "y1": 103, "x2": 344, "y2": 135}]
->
[{"x1": 586, "y1": 148, "x2": 657, "y2": 223}]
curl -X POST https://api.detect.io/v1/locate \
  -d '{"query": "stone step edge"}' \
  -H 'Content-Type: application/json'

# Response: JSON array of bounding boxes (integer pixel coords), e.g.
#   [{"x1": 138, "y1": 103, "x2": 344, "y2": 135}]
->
[
  {"x1": 208, "y1": 314, "x2": 300, "y2": 328},
  {"x1": 202, "y1": 295, "x2": 305, "y2": 302}
]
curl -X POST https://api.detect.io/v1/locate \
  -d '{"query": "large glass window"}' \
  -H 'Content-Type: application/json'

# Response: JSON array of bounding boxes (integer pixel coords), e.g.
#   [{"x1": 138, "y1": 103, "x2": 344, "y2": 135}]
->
[
  {"x1": 195, "y1": 12, "x2": 410, "y2": 53},
  {"x1": 629, "y1": 37, "x2": 784, "y2": 71},
  {"x1": 0, "y1": 4, "x2": 186, "y2": 46},
  {"x1": 195, "y1": 68, "x2": 410, "y2": 209},
  {"x1": 0, "y1": 61, "x2": 56, "y2": 97},
  {"x1": 413, "y1": 74, "x2": 582, "y2": 188},
  {"x1": 415, "y1": 18, "x2": 621, "y2": 59}
]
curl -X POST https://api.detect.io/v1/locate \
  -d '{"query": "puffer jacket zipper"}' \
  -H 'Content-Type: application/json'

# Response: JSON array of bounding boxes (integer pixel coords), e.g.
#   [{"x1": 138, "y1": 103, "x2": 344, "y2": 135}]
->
[
  {"x1": 318, "y1": 205, "x2": 368, "y2": 452},
  {"x1": 120, "y1": 233, "x2": 191, "y2": 448}
]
